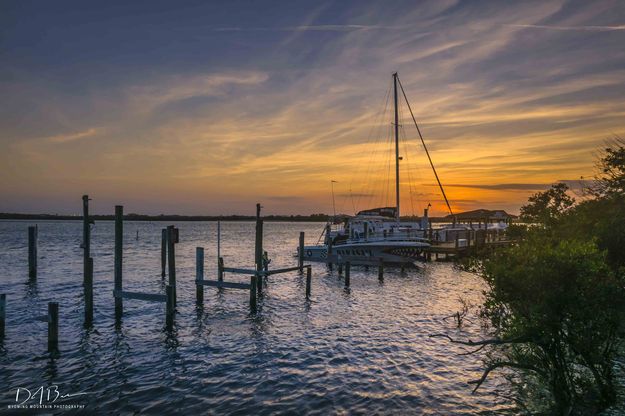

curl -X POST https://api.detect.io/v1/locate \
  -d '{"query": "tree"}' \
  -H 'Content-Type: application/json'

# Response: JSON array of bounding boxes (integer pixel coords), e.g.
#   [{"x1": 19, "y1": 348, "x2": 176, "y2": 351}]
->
[
  {"x1": 474, "y1": 237, "x2": 624, "y2": 414},
  {"x1": 587, "y1": 137, "x2": 625, "y2": 199},
  {"x1": 520, "y1": 183, "x2": 575, "y2": 226}
]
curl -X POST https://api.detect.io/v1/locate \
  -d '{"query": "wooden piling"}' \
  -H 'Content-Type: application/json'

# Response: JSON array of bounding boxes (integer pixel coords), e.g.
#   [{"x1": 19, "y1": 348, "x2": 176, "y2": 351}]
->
[
  {"x1": 338, "y1": 263, "x2": 343, "y2": 275},
  {"x1": 196, "y1": 247, "x2": 204, "y2": 305},
  {"x1": 0, "y1": 294, "x2": 5, "y2": 339},
  {"x1": 48, "y1": 302, "x2": 59, "y2": 352},
  {"x1": 298, "y1": 231, "x2": 305, "y2": 272},
  {"x1": 167, "y1": 226, "x2": 177, "y2": 305},
  {"x1": 84, "y1": 257, "x2": 93, "y2": 325},
  {"x1": 255, "y1": 219, "x2": 263, "y2": 293},
  {"x1": 327, "y1": 241, "x2": 333, "y2": 271},
  {"x1": 378, "y1": 258, "x2": 384, "y2": 281},
  {"x1": 28, "y1": 225, "x2": 37, "y2": 280},
  {"x1": 218, "y1": 257, "x2": 224, "y2": 282},
  {"x1": 161, "y1": 229, "x2": 167, "y2": 278},
  {"x1": 250, "y1": 275, "x2": 257, "y2": 312},
  {"x1": 114, "y1": 206, "x2": 123, "y2": 320},
  {"x1": 306, "y1": 266, "x2": 311, "y2": 299},
  {"x1": 82, "y1": 195, "x2": 90, "y2": 286},
  {"x1": 166, "y1": 285, "x2": 175, "y2": 329},
  {"x1": 345, "y1": 261, "x2": 351, "y2": 287}
]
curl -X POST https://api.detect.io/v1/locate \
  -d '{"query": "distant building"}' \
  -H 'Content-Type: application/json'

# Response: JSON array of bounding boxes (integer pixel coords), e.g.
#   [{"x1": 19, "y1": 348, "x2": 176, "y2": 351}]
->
[
  {"x1": 426, "y1": 209, "x2": 517, "y2": 224},
  {"x1": 443, "y1": 209, "x2": 517, "y2": 225}
]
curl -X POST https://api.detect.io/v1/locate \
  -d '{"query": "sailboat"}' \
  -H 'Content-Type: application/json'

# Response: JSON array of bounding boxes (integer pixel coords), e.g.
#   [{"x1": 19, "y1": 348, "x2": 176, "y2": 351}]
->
[{"x1": 299, "y1": 72, "x2": 453, "y2": 266}]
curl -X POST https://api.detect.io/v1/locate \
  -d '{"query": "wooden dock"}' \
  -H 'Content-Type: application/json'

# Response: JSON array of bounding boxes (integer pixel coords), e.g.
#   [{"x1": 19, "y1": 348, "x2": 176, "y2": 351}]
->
[{"x1": 424, "y1": 228, "x2": 512, "y2": 260}]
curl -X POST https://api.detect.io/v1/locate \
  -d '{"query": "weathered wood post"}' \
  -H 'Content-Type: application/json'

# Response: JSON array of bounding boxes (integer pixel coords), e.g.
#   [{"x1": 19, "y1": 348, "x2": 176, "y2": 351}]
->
[
  {"x1": 28, "y1": 225, "x2": 37, "y2": 280},
  {"x1": 325, "y1": 224, "x2": 333, "y2": 271},
  {"x1": 298, "y1": 231, "x2": 305, "y2": 272},
  {"x1": 114, "y1": 205, "x2": 123, "y2": 321},
  {"x1": 161, "y1": 228, "x2": 167, "y2": 278},
  {"x1": 454, "y1": 232, "x2": 459, "y2": 250},
  {"x1": 338, "y1": 263, "x2": 343, "y2": 274},
  {"x1": 217, "y1": 220, "x2": 221, "y2": 260},
  {"x1": 218, "y1": 257, "x2": 224, "y2": 282},
  {"x1": 378, "y1": 258, "x2": 384, "y2": 281},
  {"x1": 84, "y1": 257, "x2": 93, "y2": 325},
  {"x1": 166, "y1": 285, "x2": 175, "y2": 329},
  {"x1": 345, "y1": 261, "x2": 351, "y2": 288},
  {"x1": 250, "y1": 275, "x2": 257, "y2": 312},
  {"x1": 82, "y1": 195, "x2": 91, "y2": 286},
  {"x1": 306, "y1": 266, "x2": 311, "y2": 299},
  {"x1": 196, "y1": 247, "x2": 204, "y2": 305},
  {"x1": 254, "y1": 205, "x2": 263, "y2": 293},
  {"x1": 48, "y1": 302, "x2": 59, "y2": 352},
  {"x1": 0, "y1": 294, "x2": 5, "y2": 339},
  {"x1": 167, "y1": 226, "x2": 177, "y2": 305}
]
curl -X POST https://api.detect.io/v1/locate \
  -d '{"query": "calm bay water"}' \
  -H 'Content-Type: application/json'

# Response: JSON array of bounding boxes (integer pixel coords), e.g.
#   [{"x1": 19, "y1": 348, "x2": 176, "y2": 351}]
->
[{"x1": 0, "y1": 220, "x2": 510, "y2": 414}]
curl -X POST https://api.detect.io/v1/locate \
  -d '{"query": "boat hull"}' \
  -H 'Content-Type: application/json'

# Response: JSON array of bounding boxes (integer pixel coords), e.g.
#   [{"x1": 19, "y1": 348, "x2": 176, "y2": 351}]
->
[{"x1": 300, "y1": 241, "x2": 428, "y2": 266}]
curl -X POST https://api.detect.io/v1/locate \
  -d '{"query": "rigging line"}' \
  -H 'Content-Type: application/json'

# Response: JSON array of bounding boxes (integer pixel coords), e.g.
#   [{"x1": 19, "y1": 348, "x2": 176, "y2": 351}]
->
[
  {"x1": 397, "y1": 76, "x2": 453, "y2": 216},
  {"x1": 363, "y1": 97, "x2": 391, "y2": 212},
  {"x1": 356, "y1": 81, "x2": 392, "y2": 212},
  {"x1": 400, "y1": 124, "x2": 416, "y2": 216},
  {"x1": 397, "y1": 97, "x2": 415, "y2": 216},
  {"x1": 384, "y1": 122, "x2": 393, "y2": 208},
  {"x1": 356, "y1": 79, "x2": 392, "y2": 206},
  {"x1": 349, "y1": 187, "x2": 356, "y2": 215},
  {"x1": 378, "y1": 122, "x2": 389, "y2": 209}
]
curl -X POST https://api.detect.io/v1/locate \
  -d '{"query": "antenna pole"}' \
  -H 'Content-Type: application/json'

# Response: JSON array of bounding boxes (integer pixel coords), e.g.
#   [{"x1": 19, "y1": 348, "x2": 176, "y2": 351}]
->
[
  {"x1": 397, "y1": 76, "x2": 453, "y2": 216},
  {"x1": 393, "y1": 72, "x2": 400, "y2": 222},
  {"x1": 331, "y1": 180, "x2": 337, "y2": 218}
]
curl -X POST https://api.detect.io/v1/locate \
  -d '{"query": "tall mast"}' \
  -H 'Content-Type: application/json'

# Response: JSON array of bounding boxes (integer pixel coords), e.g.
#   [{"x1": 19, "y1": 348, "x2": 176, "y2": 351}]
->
[{"x1": 393, "y1": 72, "x2": 400, "y2": 222}]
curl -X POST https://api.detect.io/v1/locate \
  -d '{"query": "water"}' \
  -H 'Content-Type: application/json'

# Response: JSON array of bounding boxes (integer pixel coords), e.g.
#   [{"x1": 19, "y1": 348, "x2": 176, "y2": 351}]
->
[{"x1": 0, "y1": 220, "x2": 510, "y2": 414}]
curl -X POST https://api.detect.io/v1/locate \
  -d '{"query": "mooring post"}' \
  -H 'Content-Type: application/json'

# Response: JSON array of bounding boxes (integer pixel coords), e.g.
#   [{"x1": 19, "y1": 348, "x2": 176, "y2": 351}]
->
[
  {"x1": 298, "y1": 232, "x2": 305, "y2": 272},
  {"x1": 166, "y1": 285, "x2": 175, "y2": 329},
  {"x1": 217, "y1": 220, "x2": 221, "y2": 260},
  {"x1": 82, "y1": 195, "x2": 91, "y2": 287},
  {"x1": 0, "y1": 294, "x2": 5, "y2": 339},
  {"x1": 28, "y1": 225, "x2": 37, "y2": 280},
  {"x1": 254, "y1": 214, "x2": 263, "y2": 293},
  {"x1": 167, "y1": 226, "x2": 177, "y2": 305},
  {"x1": 306, "y1": 266, "x2": 311, "y2": 299},
  {"x1": 378, "y1": 258, "x2": 384, "y2": 281},
  {"x1": 114, "y1": 205, "x2": 123, "y2": 321},
  {"x1": 48, "y1": 302, "x2": 59, "y2": 352},
  {"x1": 84, "y1": 257, "x2": 93, "y2": 325},
  {"x1": 250, "y1": 275, "x2": 257, "y2": 312},
  {"x1": 161, "y1": 228, "x2": 167, "y2": 278},
  {"x1": 196, "y1": 247, "x2": 204, "y2": 305},
  {"x1": 345, "y1": 261, "x2": 351, "y2": 288},
  {"x1": 327, "y1": 241, "x2": 333, "y2": 271},
  {"x1": 218, "y1": 257, "x2": 224, "y2": 282}
]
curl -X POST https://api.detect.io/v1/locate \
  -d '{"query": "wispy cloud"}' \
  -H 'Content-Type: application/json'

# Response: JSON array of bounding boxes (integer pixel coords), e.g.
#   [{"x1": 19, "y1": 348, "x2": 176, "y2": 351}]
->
[
  {"x1": 507, "y1": 23, "x2": 625, "y2": 32},
  {"x1": 46, "y1": 128, "x2": 98, "y2": 143},
  {"x1": 213, "y1": 24, "x2": 400, "y2": 32}
]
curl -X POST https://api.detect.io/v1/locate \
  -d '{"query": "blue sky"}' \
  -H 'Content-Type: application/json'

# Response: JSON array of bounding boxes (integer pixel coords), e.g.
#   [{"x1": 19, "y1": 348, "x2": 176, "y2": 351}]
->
[{"x1": 1, "y1": 0, "x2": 624, "y2": 215}]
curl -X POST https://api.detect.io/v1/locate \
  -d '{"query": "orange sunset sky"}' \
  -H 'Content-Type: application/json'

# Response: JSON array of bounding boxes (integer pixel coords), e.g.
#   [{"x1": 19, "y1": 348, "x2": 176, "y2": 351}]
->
[{"x1": 1, "y1": 1, "x2": 624, "y2": 216}]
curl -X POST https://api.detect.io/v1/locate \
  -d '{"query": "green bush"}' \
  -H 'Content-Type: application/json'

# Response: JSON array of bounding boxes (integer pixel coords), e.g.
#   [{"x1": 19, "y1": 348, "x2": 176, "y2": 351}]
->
[{"x1": 479, "y1": 235, "x2": 624, "y2": 414}]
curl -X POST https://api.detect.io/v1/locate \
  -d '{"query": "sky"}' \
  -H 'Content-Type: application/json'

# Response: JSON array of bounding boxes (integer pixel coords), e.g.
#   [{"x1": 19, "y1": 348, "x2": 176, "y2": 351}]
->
[{"x1": 1, "y1": 0, "x2": 624, "y2": 216}]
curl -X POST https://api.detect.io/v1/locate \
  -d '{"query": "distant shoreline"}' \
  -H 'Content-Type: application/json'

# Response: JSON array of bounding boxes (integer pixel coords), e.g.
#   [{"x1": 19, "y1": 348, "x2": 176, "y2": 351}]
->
[
  {"x1": 0, "y1": 213, "x2": 448, "y2": 223},
  {"x1": 0, "y1": 213, "x2": 331, "y2": 222}
]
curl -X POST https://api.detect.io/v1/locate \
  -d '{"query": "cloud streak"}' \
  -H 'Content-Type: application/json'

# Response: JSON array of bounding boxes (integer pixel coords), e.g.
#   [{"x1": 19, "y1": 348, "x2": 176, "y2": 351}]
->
[{"x1": 507, "y1": 23, "x2": 625, "y2": 32}]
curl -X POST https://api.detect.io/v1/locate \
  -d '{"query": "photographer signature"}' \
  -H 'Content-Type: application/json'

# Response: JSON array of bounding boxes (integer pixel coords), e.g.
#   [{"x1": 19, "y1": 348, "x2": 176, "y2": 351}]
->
[{"x1": 13, "y1": 385, "x2": 88, "y2": 406}]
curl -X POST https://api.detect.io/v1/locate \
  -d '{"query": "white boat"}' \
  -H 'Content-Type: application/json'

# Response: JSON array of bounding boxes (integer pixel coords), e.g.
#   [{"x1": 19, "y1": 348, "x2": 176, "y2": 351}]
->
[{"x1": 299, "y1": 72, "x2": 455, "y2": 266}]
